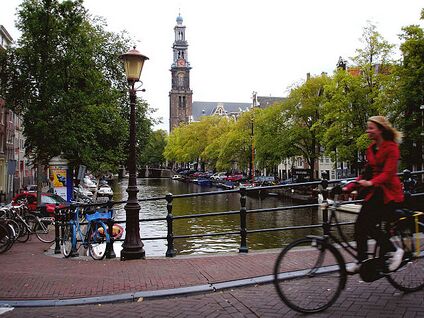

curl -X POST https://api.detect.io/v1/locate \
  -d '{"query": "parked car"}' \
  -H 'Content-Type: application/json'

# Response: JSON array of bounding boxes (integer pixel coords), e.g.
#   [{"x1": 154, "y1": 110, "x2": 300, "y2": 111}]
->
[
  {"x1": 11, "y1": 191, "x2": 69, "y2": 216},
  {"x1": 210, "y1": 172, "x2": 227, "y2": 181},
  {"x1": 226, "y1": 174, "x2": 244, "y2": 182}
]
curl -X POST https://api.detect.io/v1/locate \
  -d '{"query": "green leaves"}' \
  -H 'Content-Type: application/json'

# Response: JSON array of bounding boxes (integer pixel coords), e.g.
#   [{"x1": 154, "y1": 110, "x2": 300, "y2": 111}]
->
[{"x1": 0, "y1": 0, "x2": 155, "y2": 174}]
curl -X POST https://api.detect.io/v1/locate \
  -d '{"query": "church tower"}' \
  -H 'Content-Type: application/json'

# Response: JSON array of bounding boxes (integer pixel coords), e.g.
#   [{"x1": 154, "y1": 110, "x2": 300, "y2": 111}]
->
[{"x1": 169, "y1": 13, "x2": 193, "y2": 132}]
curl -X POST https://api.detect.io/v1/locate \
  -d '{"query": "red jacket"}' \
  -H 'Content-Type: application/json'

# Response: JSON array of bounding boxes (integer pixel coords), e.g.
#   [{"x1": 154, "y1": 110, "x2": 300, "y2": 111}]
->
[{"x1": 346, "y1": 140, "x2": 404, "y2": 204}]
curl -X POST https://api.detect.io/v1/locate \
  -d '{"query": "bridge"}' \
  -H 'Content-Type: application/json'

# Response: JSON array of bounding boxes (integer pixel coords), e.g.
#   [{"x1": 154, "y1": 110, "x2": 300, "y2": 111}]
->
[{"x1": 137, "y1": 167, "x2": 174, "y2": 178}]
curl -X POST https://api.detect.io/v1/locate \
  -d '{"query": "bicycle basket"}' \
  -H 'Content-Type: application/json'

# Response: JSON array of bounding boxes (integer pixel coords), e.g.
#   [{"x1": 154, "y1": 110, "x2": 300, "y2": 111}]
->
[{"x1": 85, "y1": 210, "x2": 112, "y2": 221}]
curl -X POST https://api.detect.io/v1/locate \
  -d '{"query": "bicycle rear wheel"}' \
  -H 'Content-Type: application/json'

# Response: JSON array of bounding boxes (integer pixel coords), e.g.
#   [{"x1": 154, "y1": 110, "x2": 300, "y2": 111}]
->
[
  {"x1": 34, "y1": 219, "x2": 55, "y2": 243},
  {"x1": 88, "y1": 223, "x2": 107, "y2": 260},
  {"x1": 61, "y1": 224, "x2": 74, "y2": 258},
  {"x1": 387, "y1": 226, "x2": 424, "y2": 292},
  {"x1": 273, "y1": 237, "x2": 346, "y2": 313}
]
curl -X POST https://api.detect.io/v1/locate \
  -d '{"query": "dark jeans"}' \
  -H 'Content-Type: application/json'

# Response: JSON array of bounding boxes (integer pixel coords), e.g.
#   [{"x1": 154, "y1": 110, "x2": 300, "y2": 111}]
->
[{"x1": 355, "y1": 192, "x2": 401, "y2": 262}]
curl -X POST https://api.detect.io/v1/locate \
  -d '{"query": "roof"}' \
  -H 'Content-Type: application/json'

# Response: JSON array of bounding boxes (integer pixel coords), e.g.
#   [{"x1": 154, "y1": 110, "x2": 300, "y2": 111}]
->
[
  {"x1": 256, "y1": 96, "x2": 286, "y2": 108},
  {"x1": 192, "y1": 101, "x2": 251, "y2": 121},
  {"x1": 0, "y1": 25, "x2": 14, "y2": 45},
  {"x1": 191, "y1": 96, "x2": 286, "y2": 121}
]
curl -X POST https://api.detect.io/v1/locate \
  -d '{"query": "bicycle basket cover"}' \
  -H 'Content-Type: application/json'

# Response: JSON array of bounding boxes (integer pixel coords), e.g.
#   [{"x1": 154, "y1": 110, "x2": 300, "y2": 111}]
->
[{"x1": 85, "y1": 210, "x2": 112, "y2": 221}]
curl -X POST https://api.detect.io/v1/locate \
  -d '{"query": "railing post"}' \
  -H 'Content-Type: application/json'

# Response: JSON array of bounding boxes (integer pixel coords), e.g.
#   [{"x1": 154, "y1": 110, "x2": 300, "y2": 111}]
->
[
  {"x1": 54, "y1": 204, "x2": 61, "y2": 254},
  {"x1": 105, "y1": 201, "x2": 116, "y2": 259},
  {"x1": 320, "y1": 179, "x2": 330, "y2": 235},
  {"x1": 69, "y1": 204, "x2": 79, "y2": 257},
  {"x1": 165, "y1": 193, "x2": 176, "y2": 257},
  {"x1": 239, "y1": 186, "x2": 248, "y2": 253}
]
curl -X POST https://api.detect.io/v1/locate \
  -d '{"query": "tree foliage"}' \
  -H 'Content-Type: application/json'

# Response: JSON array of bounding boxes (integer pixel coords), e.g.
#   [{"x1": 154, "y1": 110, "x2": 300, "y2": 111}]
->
[
  {"x1": 0, "y1": 0, "x2": 155, "y2": 174},
  {"x1": 396, "y1": 10, "x2": 424, "y2": 169},
  {"x1": 139, "y1": 129, "x2": 167, "y2": 167}
]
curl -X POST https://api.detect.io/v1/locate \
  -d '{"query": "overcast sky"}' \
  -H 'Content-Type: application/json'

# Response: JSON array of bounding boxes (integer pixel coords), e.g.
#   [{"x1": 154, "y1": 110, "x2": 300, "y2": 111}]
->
[{"x1": 1, "y1": 0, "x2": 423, "y2": 131}]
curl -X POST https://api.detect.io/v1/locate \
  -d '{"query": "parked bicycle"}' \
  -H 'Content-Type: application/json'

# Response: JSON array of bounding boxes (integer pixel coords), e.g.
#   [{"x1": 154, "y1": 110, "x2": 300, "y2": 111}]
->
[
  {"x1": 0, "y1": 216, "x2": 16, "y2": 253},
  {"x1": 61, "y1": 205, "x2": 113, "y2": 260},
  {"x1": 0, "y1": 204, "x2": 56, "y2": 245},
  {"x1": 273, "y1": 181, "x2": 424, "y2": 313}
]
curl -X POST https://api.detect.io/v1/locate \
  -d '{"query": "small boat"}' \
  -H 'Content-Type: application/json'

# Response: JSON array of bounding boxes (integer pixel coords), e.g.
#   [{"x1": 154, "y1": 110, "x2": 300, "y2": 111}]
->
[
  {"x1": 197, "y1": 179, "x2": 212, "y2": 186},
  {"x1": 172, "y1": 175, "x2": 183, "y2": 180},
  {"x1": 221, "y1": 181, "x2": 236, "y2": 190}
]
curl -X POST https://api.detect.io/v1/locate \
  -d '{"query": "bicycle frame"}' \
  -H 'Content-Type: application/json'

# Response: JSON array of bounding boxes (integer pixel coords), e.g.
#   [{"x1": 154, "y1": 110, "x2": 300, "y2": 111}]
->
[{"x1": 319, "y1": 199, "x2": 359, "y2": 262}]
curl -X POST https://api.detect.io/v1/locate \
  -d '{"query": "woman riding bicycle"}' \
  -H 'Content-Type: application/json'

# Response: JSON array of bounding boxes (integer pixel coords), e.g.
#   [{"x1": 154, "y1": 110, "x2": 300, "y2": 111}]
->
[{"x1": 343, "y1": 116, "x2": 404, "y2": 273}]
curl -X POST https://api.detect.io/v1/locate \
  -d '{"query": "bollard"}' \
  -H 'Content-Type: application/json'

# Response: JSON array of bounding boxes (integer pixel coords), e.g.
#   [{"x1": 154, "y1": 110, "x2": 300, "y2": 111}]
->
[
  {"x1": 54, "y1": 204, "x2": 61, "y2": 254},
  {"x1": 105, "y1": 201, "x2": 116, "y2": 259},
  {"x1": 239, "y1": 186, "x2": 248, "y2": 253},
  {"x1": 165, "y1": 193, "x2": 176, "y2": 257}
]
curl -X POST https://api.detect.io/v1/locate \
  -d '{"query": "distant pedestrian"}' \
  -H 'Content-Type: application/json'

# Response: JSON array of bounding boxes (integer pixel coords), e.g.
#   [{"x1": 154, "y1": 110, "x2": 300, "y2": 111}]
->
[{"x1": 343, "y1": 116, "x2": 404, "y2": 274}]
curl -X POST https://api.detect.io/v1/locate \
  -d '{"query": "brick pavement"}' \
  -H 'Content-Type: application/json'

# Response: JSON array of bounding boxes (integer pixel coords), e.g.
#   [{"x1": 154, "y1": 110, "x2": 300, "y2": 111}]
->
[
  {"x1": 0, "y1": 237, "x2": 279, "y2": 300},
  {"x1": 1, "y1": 278, "x2": 423, "y2": 317},
  {"x1": 1, "y1": 237, "x2": 423, "y2": 317}
]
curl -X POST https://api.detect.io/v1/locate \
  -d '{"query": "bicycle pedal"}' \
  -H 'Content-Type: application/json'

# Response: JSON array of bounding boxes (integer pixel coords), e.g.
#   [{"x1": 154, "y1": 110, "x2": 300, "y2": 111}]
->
[{"x1": 359, "y1": 258, "x2": 385, "y2": 282}]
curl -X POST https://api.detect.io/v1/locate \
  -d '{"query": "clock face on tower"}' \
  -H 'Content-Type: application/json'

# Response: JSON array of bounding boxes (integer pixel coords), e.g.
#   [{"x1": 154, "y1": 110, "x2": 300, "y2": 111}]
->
[{"x1": 177, "y1": 58, "x2": 186, "y2": 67}]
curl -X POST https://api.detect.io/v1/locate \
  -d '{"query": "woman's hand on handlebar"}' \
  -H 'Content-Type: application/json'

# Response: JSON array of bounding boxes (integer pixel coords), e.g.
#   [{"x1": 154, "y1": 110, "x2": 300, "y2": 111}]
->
[
  {"x1": 341, "y1": 180, "x2": 359, "y2": 192},
  {"x1": 357, "y1": 179, "x2": 373, "y2": 188}
]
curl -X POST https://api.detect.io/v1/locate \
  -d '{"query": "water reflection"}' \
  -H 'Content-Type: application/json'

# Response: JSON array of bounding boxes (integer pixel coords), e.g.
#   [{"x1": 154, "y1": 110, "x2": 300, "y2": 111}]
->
[{"x1": 110, "y1": 178, "x2": 355, "y2": 257}]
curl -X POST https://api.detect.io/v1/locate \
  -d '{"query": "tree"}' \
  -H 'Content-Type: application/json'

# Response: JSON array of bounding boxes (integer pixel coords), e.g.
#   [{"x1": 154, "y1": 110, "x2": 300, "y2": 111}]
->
[
  {"x1": 201, "y1": 116, "x2": 233, "y2": 170},
  {"x1": 321, "y1": 23, "x2": 397, "y2": 175},
  {"x1": 255, "y1": 102, "x2": 297, "y2": 170},
  {"x1": 396, "y1": 9, "x2": 424, "y2": 170},
  {"x1": 350, "y1": 22, "x2": 396, "y2": 109},
  {"x1": 321, "y1": 69, "x2": 369, "y2": 169},
  {"x1": 0, "y1": 0, "x2": 155, "y2": 177},
  {"x1": 218, "y1": 111, "x2": 255, "y2": 172},
  {"x1": 139, "y1": 129, "x2": 167, "y2": 168},
  {"x1": 282, "y1": 74, "x2": 331, "y2": 179}
]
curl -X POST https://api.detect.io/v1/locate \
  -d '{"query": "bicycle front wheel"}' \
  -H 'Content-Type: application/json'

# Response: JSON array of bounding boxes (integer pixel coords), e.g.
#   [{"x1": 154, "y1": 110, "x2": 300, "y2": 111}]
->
[
  {"x1": 35, "y1": 219, "x2": 55, "y2": 243},
  {"x1": 387, "y1": 227, "x2": 424, "y2": 292},
  {"x1": 88, "y1": 223, "x2": 107, "y2": 260},
  {"x1": 273, "y1": 237, "x2": 346, "y2": 313},
  {"x1": 61, "y1": 224, "x2": 74, "y2": 258},
  {"x1": 0, "y1": 222, "x2": 13, "y2": 253},
  {"x1": 14, "y1": 219, "x2": 29, "y2": 243}
]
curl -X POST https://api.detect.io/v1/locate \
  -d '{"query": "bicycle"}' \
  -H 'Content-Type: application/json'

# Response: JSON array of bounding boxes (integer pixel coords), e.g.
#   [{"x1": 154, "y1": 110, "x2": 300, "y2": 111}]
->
[
  {"x1": 61, "y1": 205, "x2": 113, "y2": 260},
  {"x1": 18, "y1": 206, "x2": 56, "y2": 243},
  {"x1": 0, "y1": 218, "x2": 15, "y2": 253},
  {"x1": 273, "y1": 181, "x2": 424, "y2": 313}
]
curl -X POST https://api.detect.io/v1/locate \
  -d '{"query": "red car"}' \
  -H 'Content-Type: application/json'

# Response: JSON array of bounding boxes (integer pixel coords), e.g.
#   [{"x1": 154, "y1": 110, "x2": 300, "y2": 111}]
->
[{"x1": 12, "y1": 191, "x2": 69, "y2": 216}]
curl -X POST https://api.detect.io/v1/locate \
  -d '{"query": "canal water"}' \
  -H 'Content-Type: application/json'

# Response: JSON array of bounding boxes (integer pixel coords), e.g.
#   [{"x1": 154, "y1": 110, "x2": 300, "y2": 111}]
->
[{"x1": 110, "y1": 178, "x2": 356, "y2": 257}]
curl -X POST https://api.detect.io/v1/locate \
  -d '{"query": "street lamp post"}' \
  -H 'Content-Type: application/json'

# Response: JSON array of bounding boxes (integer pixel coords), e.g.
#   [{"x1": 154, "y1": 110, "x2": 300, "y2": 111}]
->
[
  {"x1": 420, "y1": 105, "x2": 424, "y2": 180},
  {"x1": 120, "y1": 47, "x2": 149, "y2": 260}
]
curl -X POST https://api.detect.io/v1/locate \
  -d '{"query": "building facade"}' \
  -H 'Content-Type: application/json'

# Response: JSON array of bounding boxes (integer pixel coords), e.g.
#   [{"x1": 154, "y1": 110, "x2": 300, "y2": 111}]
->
[{"x1": 1, "y1": 25, "x2": 34, "y2": 201}]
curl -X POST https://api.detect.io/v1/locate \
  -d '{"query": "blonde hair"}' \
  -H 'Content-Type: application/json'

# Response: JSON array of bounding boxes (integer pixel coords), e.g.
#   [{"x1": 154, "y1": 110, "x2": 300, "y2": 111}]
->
[{"x1": 368, "y1": 116, "x2": 403, "y2": 143}]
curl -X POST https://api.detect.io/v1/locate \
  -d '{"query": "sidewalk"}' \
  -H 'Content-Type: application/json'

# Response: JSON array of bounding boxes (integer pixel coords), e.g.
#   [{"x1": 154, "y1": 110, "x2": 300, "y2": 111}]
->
[{"x1": 0, "y1": 238, "x2": 279, "y2": 304}]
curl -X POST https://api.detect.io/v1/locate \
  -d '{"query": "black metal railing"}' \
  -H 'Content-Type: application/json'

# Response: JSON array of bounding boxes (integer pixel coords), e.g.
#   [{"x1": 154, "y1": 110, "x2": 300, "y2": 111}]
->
[{"x1": 54, "y1": 170, "x2": 424, "y2": 258}]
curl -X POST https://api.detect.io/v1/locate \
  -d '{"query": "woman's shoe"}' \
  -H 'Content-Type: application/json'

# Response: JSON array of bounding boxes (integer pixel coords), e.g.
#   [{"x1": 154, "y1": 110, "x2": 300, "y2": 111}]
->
[
  {"x1": 346, "y1": 262, "x2": 361, "y2": 274},
  {"x1": 387, "y1": 248, "x2": 404, "y2": 272}
]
